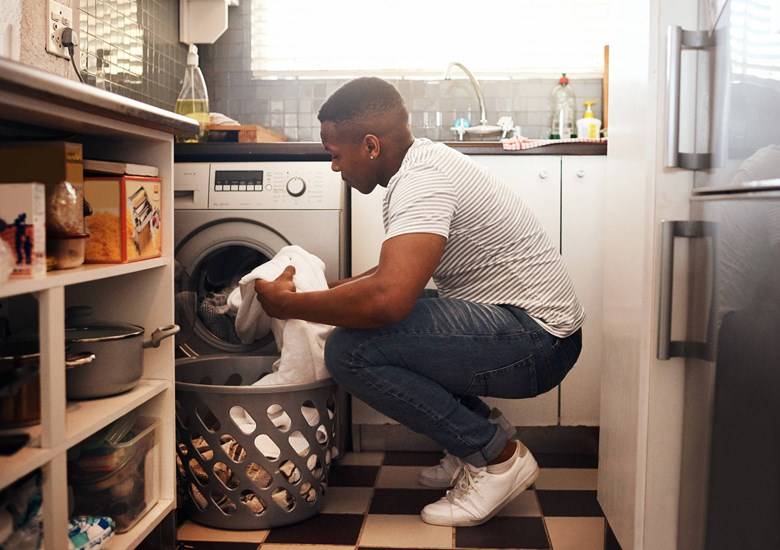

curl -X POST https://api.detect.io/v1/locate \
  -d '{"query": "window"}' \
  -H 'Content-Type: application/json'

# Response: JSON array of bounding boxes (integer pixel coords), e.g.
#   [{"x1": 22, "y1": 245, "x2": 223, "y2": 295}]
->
[{"x1": 250, "y1": 0, "x2": 609, "y2": 79}]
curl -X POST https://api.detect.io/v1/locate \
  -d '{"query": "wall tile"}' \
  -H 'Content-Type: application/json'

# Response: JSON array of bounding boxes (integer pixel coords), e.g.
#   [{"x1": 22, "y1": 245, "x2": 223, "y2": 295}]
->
[
  {"x1": 78, "y1": 0, "x2": 187, "y2": 110},
  {"x1": 198, "y1": 0, "x2": 603, "y2": 139}
]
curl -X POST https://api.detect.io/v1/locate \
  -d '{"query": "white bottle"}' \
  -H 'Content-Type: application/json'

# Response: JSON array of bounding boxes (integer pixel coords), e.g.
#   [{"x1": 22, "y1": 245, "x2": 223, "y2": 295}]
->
[{"x1": 576, "y1": 101, "x2": 602, "y2": 140}]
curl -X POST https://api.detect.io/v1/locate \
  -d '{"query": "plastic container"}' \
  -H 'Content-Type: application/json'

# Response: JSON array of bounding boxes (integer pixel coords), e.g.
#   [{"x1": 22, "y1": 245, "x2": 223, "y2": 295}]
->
[
  {"x1": 47, "y1": 180, "x2": 85, "y2": 235},
  {"x1": 176, "y1": 44, "x2": 210, "y2": 143},
  {"x1": 549, "y1": 73, "x2": 577, "y2": 139},
  {"x1": 47, "y1": 233, "x2": 88, "y2": 270},
  {"x1": 576, "y1": 100, "x2": 602, "y2": 140},
  {"x1": 69, "y1": 416, "x2": 160, "y2": 533},
  {"x1": 175, "y1": 355, "x2": 338, "y2": 530},
  {"x1": 0, "y1": 238, "x2": 13, "y2": 284}
]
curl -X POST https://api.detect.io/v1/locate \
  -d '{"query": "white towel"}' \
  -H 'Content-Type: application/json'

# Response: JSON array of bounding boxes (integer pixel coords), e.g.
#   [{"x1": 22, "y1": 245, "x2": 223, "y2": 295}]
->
[{"x1": 232, "y1": 245, "x2": 333, "y2": 386}]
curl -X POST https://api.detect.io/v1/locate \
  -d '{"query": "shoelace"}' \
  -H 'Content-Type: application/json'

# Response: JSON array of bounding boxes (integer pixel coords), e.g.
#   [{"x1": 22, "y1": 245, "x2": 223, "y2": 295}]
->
[{"x1": 447, "y1": 466, "x2": 484, "y2": 503}]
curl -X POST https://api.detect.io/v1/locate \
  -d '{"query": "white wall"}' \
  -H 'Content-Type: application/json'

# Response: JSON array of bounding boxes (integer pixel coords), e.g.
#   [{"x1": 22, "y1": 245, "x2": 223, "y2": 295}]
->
[{"x1": 3, "y1": 0, "x2": 74, "y2": 78}]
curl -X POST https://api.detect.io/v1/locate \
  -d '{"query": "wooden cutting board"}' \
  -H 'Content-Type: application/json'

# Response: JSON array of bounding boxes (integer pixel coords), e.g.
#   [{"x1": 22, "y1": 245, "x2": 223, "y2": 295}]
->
[{"x1": 207, "y1": 124, "x2": 287, "y2": 143}]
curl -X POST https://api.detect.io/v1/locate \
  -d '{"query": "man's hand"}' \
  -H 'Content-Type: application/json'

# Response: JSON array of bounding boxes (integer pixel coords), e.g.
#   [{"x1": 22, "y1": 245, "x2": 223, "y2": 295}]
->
[{"x1": 254, "y1": 265, "x2": 297, "y2": 319}]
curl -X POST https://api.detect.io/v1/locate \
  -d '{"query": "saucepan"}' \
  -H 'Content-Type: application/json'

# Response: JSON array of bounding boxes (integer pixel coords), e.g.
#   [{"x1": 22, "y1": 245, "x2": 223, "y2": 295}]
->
[
  {"x1": 65, "y1": 308, "x2": 179, "y2": 400},
  {"x1": 0, "y1": 341, "x2": 95, "y2": 427}
]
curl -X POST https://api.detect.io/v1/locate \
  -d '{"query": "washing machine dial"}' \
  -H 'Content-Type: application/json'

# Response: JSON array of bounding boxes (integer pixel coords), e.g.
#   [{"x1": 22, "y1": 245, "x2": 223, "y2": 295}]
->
[{"x1": 285, "y1": 177, "x2": 306, "y2": 197}]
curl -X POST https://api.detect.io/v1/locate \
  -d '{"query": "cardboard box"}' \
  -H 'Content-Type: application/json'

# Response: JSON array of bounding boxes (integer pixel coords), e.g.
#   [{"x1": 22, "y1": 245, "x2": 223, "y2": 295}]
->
[
  {"x1": 85, "y1": 176, "x2": 162, "y2": 263},
  {"x1": 0, "y1": 183, "x2": 47, "y2": 277},
  {"x1": 0, "y1": 142, "x2": 85, "y2": 234}
]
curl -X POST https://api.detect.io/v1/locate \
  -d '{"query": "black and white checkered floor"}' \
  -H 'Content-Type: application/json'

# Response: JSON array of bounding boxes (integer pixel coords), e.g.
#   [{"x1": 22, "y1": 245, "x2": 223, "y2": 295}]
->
[{"x1": 177, "y1": 448, "x2": 622, "y2": 550}]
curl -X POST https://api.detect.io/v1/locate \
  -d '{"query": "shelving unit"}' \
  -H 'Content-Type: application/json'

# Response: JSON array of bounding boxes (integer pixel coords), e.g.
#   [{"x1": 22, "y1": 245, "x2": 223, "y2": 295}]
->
[{"x1": 0, "y1": 57, "x2": 198, "y2": 549}]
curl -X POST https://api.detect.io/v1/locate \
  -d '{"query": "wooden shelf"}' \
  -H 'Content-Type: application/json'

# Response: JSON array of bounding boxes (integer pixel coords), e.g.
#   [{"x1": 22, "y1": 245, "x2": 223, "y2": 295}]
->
[
  {"x1": 0, "y1": 445, "x2": 52, "y2": 492},
  {"x1": 0, "y1": 257, "x2": 170, "y2": 299},
  {"x1": 64, "y1": 379, "x2": 169, "y2": 449},
  {"x1": 109, "y1": 498, "x2": 175, "y2": 549}
]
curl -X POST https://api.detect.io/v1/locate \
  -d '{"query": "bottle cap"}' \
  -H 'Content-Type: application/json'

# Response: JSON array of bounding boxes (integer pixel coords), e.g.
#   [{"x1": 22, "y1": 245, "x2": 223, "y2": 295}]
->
[
  {"x1": 583, "y1": 100, "x2": 596, "y2": 118},
  {"x1": 559, "y1": 73, "x2": 569, "y2": 85},
  {"x1": 187, "y1": 44, "x2": 199, "y2": 66}
]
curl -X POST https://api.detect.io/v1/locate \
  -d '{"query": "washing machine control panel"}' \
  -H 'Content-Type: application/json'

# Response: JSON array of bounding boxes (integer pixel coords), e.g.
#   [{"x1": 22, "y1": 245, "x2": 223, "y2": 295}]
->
[{"x1": 181, "y1": 162, "x2": 343, "y2": 210}]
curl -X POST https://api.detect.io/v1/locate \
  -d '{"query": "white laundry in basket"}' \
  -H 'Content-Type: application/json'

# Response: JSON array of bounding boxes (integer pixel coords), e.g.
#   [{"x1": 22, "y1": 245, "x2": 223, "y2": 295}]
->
[{"x1": 229, "y1": 245, "x2": 334, "y2": 386}]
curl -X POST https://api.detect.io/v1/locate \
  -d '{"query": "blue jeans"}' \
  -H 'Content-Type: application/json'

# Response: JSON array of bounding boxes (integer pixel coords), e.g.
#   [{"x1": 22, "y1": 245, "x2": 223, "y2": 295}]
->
[{"x1": 324, "y1": 296, "x2": 582, "y2": 467}]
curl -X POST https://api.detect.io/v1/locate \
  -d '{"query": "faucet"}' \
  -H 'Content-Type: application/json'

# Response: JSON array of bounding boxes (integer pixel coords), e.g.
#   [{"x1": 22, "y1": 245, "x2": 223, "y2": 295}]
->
[{"x1": 444, "y1": 62, "x2": 488, "y2": 127}]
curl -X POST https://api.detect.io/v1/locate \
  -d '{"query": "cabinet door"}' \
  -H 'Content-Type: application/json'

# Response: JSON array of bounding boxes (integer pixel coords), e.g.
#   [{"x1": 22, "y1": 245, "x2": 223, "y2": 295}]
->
[
  {"x1": 473, "y1": 156, "x2": 561, "y2": 248},
  {"x1": 350, "y1": 186, "x2": 386, "y2": 276},
  {"x1": 560, "y1": 156, "x2": 605, "y2": 425},
  {"x1": 471, "y1": 155, "x2": 562, "y2": 426}
]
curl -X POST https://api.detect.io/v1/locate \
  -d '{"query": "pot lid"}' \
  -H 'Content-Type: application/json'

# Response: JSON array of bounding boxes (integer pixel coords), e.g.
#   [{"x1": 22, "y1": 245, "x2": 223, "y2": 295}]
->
[{"x1": 65, "y1": 324, "x2": 144, "y2": 343}]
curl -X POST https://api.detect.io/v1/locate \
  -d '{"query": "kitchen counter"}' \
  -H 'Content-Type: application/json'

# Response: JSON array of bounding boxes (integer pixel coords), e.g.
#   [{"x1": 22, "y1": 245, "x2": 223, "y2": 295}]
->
[
  {"x1": 0, "y1": 58, "x2": 198, "y2": 136},
  {"x1": 174, "y1": 141, "x2": 607, "y2": 162}
]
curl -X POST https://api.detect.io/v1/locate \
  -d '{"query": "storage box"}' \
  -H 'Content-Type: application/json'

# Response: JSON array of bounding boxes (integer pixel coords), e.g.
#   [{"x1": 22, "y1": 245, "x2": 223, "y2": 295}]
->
[
  {"x1": 69, "y1": 416, "x2": 160, "y2": 533},
  {"x1": 0, "y1": 183, "x2": 46, "y2": 277},
  {"x1": 85, "y1": 176, "x2": 162, "y2": 263},
  {"x1": 0, "y1": 142, "x2": 85, "y2": 235}
]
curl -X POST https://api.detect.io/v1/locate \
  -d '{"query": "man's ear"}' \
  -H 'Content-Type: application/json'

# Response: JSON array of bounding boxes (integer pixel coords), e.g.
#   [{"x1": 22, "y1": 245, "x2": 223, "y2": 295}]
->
[{"x1": 364, "y1": 134, "x2": 380, "y2": 160}]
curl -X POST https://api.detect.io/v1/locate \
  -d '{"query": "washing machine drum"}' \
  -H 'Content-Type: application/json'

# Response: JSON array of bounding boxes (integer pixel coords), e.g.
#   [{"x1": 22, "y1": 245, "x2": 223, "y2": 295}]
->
[{"x1": 175, "y1": 220, "x2": 289, "y2": 357}]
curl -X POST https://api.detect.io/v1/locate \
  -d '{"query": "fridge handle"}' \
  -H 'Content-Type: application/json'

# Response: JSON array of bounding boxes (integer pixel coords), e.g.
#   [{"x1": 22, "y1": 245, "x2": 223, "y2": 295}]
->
[
  {"x1": 657, "y1": 220, "x2": 717, "y2": 360},
  {"x1": 664, "y1": 25, "x2": 714, "y2": 170}
]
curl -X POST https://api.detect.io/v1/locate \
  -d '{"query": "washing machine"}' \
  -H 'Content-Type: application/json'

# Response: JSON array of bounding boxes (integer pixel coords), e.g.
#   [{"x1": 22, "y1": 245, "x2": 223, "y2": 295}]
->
[
  {"x1": 174, "y1": 160, "x2": 350, "y2": 453},
  {"x1": 173, "y1": 161, "x2": 348, "y2": 358}
]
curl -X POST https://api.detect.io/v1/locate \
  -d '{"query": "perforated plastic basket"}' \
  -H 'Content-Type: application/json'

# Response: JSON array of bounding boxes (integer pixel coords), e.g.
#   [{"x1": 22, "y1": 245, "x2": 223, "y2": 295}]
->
[{"x1": 175, "y1": 356, "x2": 337, "y2": 529}]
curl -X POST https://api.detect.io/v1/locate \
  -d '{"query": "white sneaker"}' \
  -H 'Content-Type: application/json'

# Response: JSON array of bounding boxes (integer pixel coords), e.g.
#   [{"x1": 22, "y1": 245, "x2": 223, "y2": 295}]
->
[
  {"x1": 417, "y1": 408, "x2": 515, "y2": 489},
  {"x1": 420, "y1": 443, "x2": 540, "y2": 527},
  {"x1": 418, "y1": 451, "x2": 464, "y2": 488}
]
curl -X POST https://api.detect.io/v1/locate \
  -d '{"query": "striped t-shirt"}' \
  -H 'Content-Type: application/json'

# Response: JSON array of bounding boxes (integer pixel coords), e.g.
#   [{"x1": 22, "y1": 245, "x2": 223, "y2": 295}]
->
[{"x1": 382, "y1": 138, "x2": 584, "y2": 338}]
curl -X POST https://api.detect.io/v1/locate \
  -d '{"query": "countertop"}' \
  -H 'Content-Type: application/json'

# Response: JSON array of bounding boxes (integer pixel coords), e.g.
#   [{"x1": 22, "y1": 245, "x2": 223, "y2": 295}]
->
[
  {"x1": 174, "y1": 141, "x2": 607, "y2": 162},
  {"x1": 0, "y1": 58, "x2": 199, "y2": 136}
]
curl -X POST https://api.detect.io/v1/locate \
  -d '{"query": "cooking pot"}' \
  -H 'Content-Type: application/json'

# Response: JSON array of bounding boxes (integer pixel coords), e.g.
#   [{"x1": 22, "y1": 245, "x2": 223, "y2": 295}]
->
[
  {"x1": 0, "y1": 341, "x2": 95, "y2": 427},
  {"x1": 65, "y1": 318, "x2": 179, "y2": 400}
]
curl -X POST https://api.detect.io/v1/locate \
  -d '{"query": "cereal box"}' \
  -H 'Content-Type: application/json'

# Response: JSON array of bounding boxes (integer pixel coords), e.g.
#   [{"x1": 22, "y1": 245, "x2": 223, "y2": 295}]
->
[
  {"x1": 85, "y1": 176, "x2": 162, "y2": 263},
  {"x1": 0, "y1": 183, "x2": 46, "y2": 277}
]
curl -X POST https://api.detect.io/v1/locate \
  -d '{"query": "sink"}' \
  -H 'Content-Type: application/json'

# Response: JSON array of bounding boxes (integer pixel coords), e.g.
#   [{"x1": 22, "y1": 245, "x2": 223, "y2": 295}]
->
[{"x1": 463, "y1": 125, "x2": 503, "y2": 136}]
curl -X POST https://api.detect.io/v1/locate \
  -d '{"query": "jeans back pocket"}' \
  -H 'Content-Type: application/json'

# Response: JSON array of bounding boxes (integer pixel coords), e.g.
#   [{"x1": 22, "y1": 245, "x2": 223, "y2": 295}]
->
[{"x1": 465, "y1": 354, "x2": 539, "y2": 399}]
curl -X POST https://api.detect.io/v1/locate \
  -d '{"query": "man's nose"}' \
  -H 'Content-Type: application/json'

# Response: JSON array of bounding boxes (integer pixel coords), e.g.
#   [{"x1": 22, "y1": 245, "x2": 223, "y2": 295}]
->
[{"x1": 330, "y1": 161, "x2": 340, "y2": 172}]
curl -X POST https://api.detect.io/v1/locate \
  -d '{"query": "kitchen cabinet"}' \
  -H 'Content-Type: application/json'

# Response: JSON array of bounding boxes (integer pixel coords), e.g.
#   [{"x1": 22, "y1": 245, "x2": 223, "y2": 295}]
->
[
  {"x1": 469, "y1": 156, "x2": 561, "y2": 427},
  {"x1": 0, "y1": 58, "x2": 197, "y2": 549},
  {"x1": 560, "y1": 156, "x2": 605, "y2": 426},
  {"x1": 350, "y1": 153, "x2": 604, "y2": 441}
]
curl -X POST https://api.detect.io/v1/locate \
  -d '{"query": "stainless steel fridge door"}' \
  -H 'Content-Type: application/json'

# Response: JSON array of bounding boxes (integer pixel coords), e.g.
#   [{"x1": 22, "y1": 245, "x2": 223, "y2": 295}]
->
[
  {"x1": 674, "y1": 190, "x2": 780, "y2": 550},
  {"x1": 693, "y1": 0, "x2": 780, "y2": 190}
]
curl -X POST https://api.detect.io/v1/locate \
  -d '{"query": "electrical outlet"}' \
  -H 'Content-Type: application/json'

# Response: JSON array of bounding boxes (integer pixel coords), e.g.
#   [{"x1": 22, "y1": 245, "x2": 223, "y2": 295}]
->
[{"x1": 46, "y1": 0, "x2": 73, "y2": 59}]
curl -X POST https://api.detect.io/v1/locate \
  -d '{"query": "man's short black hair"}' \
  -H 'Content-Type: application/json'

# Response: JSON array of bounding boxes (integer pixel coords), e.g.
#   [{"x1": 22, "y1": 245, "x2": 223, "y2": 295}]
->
[{"x1": 318, "y1": 77, "x2": 407, "y2": 125}]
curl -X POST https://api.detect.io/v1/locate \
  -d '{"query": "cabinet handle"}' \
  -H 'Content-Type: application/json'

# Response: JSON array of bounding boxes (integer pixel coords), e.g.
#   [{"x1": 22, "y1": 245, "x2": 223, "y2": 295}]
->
[
  {"x1": 664, "y1": 25, "x2": 713, "y2": 169},
  {"x1": 657, "y1": 220, "x2": 717, "y2": 360},
  {"x1": 576, "y1": 169, "x2": 586, "y2": 178},
  {"x1": 538, "y1": 170, "x2": 548, "y2": 180}
]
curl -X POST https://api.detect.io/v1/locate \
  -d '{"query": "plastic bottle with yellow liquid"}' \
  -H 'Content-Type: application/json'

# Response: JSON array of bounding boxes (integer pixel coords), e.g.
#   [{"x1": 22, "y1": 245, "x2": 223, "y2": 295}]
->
[
  {"x1": 176, "y1": 44, "x2": 209, "y2": 143},
  {"x1": 576, "y1": 101, "x2": 602, "y2": 140}
]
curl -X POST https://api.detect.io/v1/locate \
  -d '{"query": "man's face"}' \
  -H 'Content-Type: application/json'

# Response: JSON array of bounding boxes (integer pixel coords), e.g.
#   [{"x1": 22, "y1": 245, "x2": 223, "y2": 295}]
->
[{"x1": 320, "y1": 122, "x2": 381, "y2": 194}]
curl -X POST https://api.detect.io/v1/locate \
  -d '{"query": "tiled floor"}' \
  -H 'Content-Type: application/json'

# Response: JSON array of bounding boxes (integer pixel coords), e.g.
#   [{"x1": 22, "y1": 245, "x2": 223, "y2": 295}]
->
[{"x1": 178, "y1": 450, "x2": 618, "y2": 550}]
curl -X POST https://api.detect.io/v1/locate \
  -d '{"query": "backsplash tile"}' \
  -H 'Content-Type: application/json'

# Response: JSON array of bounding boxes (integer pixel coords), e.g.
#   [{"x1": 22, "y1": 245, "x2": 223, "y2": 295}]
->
[
  {"x1": 200, "y1": 1, "x2": 604, "y2": 141},
  {"x1": 78, "y1": 0, "x2": 187, "y2": 110}
]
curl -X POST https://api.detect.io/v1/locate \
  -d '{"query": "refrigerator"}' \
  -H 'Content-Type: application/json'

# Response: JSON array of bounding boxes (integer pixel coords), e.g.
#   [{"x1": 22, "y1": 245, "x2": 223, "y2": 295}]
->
[{"x1": 660, "y1": 0, "x2": 780, "y2": 548}]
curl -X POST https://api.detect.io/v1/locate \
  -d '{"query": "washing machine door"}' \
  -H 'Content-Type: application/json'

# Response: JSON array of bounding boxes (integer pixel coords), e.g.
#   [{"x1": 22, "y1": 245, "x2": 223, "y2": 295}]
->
[{"x1": 175, "y1": 219, "x2": 289, "y2": 358}]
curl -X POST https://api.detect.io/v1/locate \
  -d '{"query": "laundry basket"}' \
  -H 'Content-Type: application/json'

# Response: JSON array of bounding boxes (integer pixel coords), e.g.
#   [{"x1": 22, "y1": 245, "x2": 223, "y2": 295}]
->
[{"x1": 175, "y1": 356, "x2": 338, "y2": 529}]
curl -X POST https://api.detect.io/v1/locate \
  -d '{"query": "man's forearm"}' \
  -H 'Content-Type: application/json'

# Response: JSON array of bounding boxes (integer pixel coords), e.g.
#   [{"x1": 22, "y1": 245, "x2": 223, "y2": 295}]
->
[
  {"x1": 328, "y1": 265, "x2": 378, "y2": 288},
  {"x1": 286, "y1": 274, "x2": 402, "y2": 328}
]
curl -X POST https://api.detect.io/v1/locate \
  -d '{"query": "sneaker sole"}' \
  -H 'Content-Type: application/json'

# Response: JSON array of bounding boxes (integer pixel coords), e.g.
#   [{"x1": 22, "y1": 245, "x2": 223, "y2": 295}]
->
[{"x1": 420, "y1": 455, "x2": 540, "y2": 527}]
